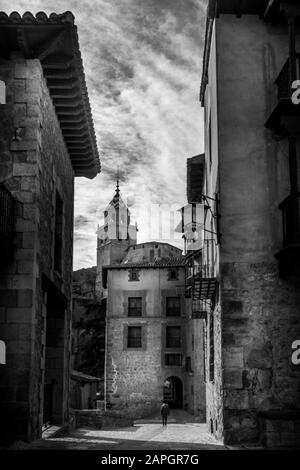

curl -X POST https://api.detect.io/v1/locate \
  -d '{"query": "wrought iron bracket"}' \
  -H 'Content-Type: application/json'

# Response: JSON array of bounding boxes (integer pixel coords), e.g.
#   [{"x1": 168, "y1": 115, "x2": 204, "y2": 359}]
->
[{"x1": 201, "y1": 192, "x2": 222, "y2": 244}]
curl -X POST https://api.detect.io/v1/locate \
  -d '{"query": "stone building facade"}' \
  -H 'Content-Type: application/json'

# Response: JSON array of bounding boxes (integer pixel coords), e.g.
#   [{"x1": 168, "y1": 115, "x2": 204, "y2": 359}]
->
[
  {"x1": 103, "y1": 242, "x2": 186, "y2": 418},
  {"x1": 0, "y1": 12, "x2": 100, "y2": 443},
  {"x1": 72, "y1": 267, "x2": 105, "y2": 396},
  {"x1": 199, "y1": 0, "x2": 300, "y2": 446},
  {"x1": 97, "y1": 183, "x2": 206, "y2": 419},
  {"x1": 176, "y1": 155, "x2": 207, "y2": 421}
]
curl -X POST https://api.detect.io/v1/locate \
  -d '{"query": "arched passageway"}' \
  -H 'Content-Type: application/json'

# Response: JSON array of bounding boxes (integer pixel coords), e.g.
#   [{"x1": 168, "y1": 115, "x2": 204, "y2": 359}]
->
[{"x1": 163, "y1": 376, "x2": 183, "y2": 408}]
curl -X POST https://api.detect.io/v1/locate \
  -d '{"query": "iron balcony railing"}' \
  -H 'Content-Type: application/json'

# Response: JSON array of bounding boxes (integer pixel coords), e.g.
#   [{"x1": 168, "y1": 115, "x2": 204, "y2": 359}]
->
[
  {"x1": 186, "y1": 261, "x2": 215, "y2": 281},
  {"x1": 192, "y1": 263, "x2": 215, "y2": 280},
  {"x1": 0, "y1": 183, "x2": 15, "y2": 262},
  {"x1": 192, "y1": 299, "x2": 208, "y2": 319},
  {"x1": 279, "y1": 193, "x2": 300, "y2": 247}
]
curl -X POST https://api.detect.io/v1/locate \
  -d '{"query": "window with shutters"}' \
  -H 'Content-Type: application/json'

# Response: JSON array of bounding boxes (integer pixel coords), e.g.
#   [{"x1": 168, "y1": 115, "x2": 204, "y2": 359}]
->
[
  {"x1": 128, "y1": 297, "x2": 142, "y2": 317},
  {"x1": 128, "y1": 269, "x2": 140, "y2": 281},
  {"x1": 127, "y1": 326, "x2": 142, "y2": 348},
  {"x1": 166, "y1": 297, "x2": 181, "y2": 317},
  {"x1": 165, "y1": 353, "x2": 182, "y2": 367},
  {"x1": 185, "y1": 356, "x2": 192, "y2": 373},
  {"x1": 166, "y1": 326, "x2": 181, "y2": 348}
]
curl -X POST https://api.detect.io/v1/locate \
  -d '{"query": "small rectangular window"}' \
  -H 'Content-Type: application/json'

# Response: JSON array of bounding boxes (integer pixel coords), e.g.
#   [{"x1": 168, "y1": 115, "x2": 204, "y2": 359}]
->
[
  {"x1": 185, "y1": 356, "x2": 192, "y2": 372},
  {"x1": 128, "y1": 297, "x2": 142, "y2": 317},
  {"x1": 127, "y1": 326, "x2": 142, "y2": 348},
  {"x1": 166, "y1": 297, "x2": 181, "y2": 317},
  {"x1": 168, "y1": 268, "x2": 178, "y2": 281},
  {"x1": 165, "y1": 353, "x2": 182, "y2": 367},
  {"x1": 166, "y1": 326, "x2": 181, "y2": 348},
  {"x1": 128, "y1": 269, "x2": 140, "y2": 281}
]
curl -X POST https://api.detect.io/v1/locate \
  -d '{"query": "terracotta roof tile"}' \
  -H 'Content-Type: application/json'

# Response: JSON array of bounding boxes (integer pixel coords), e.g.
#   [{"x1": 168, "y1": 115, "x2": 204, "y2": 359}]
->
[{"x1": 104, "y1": 256, "x2": 186, "y2": 269}]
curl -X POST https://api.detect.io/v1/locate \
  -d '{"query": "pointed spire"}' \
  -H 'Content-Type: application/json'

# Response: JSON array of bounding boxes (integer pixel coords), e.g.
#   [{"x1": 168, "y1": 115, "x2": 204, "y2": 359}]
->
[
  {"x1": 115, "y1": 167, "x2": 120, "y2": 196},
  {"x1": 116, "y1": 176, "x2": 120, "y2": 196},
  {"x1": 112, "y1": 169, "x2": 120, "y2": 205}
]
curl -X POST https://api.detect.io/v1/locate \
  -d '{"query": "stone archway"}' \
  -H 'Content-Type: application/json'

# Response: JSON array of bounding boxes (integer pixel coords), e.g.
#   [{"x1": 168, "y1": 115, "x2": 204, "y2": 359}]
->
[{"x1": 163, "y1": 376, "x2": 183, "y2": 408}]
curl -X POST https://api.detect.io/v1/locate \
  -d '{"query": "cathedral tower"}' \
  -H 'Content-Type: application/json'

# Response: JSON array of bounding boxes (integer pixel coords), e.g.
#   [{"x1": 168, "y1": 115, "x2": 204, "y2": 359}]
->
[{"x1": 96, "y1": 180, "x2": 137, "y2": 299}]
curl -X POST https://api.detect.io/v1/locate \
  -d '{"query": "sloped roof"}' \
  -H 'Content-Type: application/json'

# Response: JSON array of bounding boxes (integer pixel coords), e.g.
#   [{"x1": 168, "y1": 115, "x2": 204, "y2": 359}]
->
[
  {"x1": 104, "y1": 256, "x2": 185, "y2": 270},
  {"x1": 0, "y1": 11, "x2": 100, "y2": 178}
]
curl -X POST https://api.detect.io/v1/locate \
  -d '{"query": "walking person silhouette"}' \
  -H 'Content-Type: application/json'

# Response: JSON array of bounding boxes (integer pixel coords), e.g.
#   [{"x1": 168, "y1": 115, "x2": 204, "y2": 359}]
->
[{"x1": 160, "y1": 402, "x2": 170, "y2": 427}]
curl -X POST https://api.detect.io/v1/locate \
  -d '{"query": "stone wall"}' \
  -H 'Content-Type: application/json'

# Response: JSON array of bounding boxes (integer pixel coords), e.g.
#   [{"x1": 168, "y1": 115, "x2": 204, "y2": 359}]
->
[
  {"x1": 215, "y1": 16, "x2": 300, "y2": 445},
  {"x1": 0, "y1": 55, "x2": 74, "y2": 443},
  {"x1": 221, "y1": 262, "x2": 300, "y2": 444},
  {"x1": 105, "y1": 266, "x2": 186, "y2": 418},
  {"x1": 184, "y1": 298, "x2": 206, "y2": 420}
]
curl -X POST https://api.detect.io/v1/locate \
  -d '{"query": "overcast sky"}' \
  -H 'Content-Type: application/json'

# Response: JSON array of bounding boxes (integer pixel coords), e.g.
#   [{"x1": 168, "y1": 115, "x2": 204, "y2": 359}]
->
[{"x1": 1, "y1": 0, "x2": 206, "y2": 269}]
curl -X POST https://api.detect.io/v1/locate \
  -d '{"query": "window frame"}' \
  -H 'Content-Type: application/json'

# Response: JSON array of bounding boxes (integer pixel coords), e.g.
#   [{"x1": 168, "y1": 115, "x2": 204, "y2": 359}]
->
[
  {"x1": 165, "y1": 353, "x2": 182, "y2": 367},
  {"x1": 128, "y1": 269, "x2": 140, "y2": 282},
  {"x1": 166, "y1": 325, "x2": 181, "y2": 348},
  {"x1": 128, "y1": 297, "x2": 142, "y2": 317},
  {"x1": 168, "y1": 268, "x2": 179, "y2": 281},
  {"x1": 166, "y1": 296, "x2": 181, "y2": 317},
  {"x1": 127, "y1": 325, "x2": 142, "y2": 349}
]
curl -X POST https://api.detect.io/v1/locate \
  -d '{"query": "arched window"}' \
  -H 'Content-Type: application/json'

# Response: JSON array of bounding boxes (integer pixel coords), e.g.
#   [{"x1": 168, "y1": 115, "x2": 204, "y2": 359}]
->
[
  {"x1": 0, "y1": 80, "x2": 6, "y2": 104},
  {"x1": 0, "y1": 340, "x2": 6, "y2": 365}
]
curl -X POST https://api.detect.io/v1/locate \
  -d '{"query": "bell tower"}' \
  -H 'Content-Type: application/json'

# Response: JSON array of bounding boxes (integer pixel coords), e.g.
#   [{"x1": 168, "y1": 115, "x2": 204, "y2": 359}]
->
[{"x1": 96, "y1": 180, "x2": 138, "y2": 299}]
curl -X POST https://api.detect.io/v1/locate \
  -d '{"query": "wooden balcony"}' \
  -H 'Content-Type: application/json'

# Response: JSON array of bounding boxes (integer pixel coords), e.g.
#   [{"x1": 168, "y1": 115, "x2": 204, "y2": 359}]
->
[
  {"x1": 192, "y1": 265, "x2": 217, "y2": 301},
  {"x1": 275, "y1": 193, "x2": 300, "y2": 279},
  {"x1": 265, "y1": 54, "x2": 300, "y2": 134},
  {"x1": 192, "y1": 299, "x2": 208, "y2": 319},
  {"x1": 0, "y1": 183, "x2": 15, "y2": 263}
]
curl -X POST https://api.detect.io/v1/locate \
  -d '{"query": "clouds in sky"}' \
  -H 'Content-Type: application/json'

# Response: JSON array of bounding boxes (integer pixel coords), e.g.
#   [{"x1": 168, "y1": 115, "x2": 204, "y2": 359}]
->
[{"x1": 1, "y1": 0, "x2": 206, "y2": 269}]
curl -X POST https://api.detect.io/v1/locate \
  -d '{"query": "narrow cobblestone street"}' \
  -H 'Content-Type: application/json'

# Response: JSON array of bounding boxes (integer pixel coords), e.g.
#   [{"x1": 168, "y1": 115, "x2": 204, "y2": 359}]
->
[{"x1": 29, "y1": 411, "x2": 225, "y2": 450}]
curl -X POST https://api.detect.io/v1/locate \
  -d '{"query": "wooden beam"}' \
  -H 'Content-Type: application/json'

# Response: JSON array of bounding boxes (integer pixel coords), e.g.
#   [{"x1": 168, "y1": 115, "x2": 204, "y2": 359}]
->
[
  {"x1": 47, "y1": 78, "x2": 78, "y2": 89},
  {"x1": 37, "y1": 29, "x2": 68, "y2": 61},
  {"x1": 58, "y1": 115, "x2": 86, "y2": 123},
  {"x1": 53, "y1": 97, "x2": 82, "y2": 107},
  {"x1": 42, "y1": 55, "x2": 73, "y2": 69},
  {"x1": 63, "y1": 131, "x2": 90, "y2": 138},
  {"x1": 65, "y1": 138, "x2": 90, "y2": 145},
  {"x1": 16, "y1": 28, "x2": 31, "y2": 57},
  {"x1": 60, "y1": 123, "x2": 88, "y2": 130},
  {"x1": 67, "y1": 143, "x2": 92, "y2": 150},
  {"x1": 50, "y1": 88, "x2": 80, "y2": 98},
  {"x1": 56, "y1": 107, "x2": 84, "y2": 116}
]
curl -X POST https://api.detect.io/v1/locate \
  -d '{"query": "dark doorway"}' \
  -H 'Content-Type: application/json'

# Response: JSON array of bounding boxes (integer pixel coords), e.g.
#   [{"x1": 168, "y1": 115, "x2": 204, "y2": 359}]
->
[
  {"x1": 43, "y1": 290, "x2": 66, "y2": 426},
  {"x1": 163, "y1": 376, "x2": 183, "y2": 408}
]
